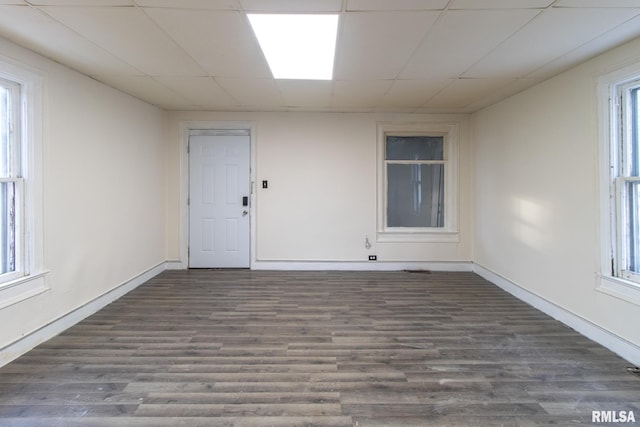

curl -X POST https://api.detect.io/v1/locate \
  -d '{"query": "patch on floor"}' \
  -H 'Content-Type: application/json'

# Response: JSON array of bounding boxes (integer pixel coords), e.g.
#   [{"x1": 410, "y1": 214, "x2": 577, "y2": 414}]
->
[{"x1": 403, "y1": 269, "x2": 432, "y2": 274}]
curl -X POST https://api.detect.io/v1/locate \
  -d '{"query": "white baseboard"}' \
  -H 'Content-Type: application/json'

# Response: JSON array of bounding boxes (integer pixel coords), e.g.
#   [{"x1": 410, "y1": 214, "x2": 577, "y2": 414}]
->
[
  {"x1": 251, "y1": 260, "x2": 473, "y2": 272},
  {"x1": 473, "y1": 263, "x2": 640, "y2": 366},
  {"x1": 0, "y1": 261, "x2": 168, "y2": 367},
  {"x1": 164, "y1": 259, "x2": 187, "y2": 270}
]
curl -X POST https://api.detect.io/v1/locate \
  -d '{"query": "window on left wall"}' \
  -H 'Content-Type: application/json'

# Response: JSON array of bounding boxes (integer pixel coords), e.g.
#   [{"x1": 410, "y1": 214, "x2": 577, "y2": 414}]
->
[
  {"x1": 0, "y1": 77, "x2": 24, "y2": 283},
  {"x1": 0, "y1": 57, "x2": 46, "y2": 309}
]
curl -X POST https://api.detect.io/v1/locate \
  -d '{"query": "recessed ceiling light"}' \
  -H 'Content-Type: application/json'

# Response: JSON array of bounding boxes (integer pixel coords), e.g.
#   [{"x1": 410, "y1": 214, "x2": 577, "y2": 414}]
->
[{"x1": 248, "y1": 14, "x2": 339, "y2": 81}]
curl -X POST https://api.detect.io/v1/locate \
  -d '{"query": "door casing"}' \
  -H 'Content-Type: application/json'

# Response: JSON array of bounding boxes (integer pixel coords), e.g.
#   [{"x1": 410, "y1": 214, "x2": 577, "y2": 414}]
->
[{"x1": 181, "y1": 124, "x2": 256, "y2": 269}]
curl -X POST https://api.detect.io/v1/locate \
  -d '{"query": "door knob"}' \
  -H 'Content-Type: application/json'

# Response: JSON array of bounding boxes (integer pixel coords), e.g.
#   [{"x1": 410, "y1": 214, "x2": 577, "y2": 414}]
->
[{"x1": 242, "y1": 210, "x2": 248, "y2": 216}]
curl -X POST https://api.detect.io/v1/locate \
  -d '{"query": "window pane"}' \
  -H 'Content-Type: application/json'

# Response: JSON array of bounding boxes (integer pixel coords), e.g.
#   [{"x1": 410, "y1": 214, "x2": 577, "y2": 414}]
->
[
  {"x1": 0, "y1": 181, "x2": 16, "y2": 275},
  {"x1": 624, "y1": 180, "x2": 640, "y2": 273},
  {"x1": 387, "y1": 164, "x2": 444, "y2": 228},
  {"x1": 386, "y1": 136, "x2": 444, "y2": 161},
  {"x1": 631, "y1": 88, "x2": 640, "y2": 177},
  {"x1": 0, "y1": 85, "x2": 9, "y2": 177}
]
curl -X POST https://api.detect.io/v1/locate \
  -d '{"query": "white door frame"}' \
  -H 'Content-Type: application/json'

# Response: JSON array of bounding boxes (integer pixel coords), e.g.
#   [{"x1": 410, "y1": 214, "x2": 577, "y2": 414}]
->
[{"x1": 179, "y1": 121, "x2": 257, "y2": 270}]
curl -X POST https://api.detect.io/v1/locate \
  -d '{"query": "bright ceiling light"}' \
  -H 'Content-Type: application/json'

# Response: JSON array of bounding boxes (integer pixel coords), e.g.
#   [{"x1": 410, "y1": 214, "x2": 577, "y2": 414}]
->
[{"x1": 248, "y1": 14, "x2": 339, "y2": 81}]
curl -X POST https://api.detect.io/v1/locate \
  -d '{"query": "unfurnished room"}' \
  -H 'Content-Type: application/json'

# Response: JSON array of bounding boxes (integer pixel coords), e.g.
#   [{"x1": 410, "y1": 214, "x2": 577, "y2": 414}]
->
[{"x1": 0, "y1": 0, "x2": 639, "y2": 426}]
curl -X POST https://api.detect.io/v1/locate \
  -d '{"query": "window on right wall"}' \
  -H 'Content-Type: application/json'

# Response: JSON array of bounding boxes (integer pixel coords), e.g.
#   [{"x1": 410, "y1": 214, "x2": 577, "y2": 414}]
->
[
  {"x1": 598, "y1": 64, "x2": 640, "y2": 303},
  {"x1": 377, "y1": 122, "x2": 459, "y2": 243},
  {"x1": 609, "y1": 77, "x2": 640, "y2": 284},
  {"x1": 613, "y1": 79, "x2": 640, "y2": 283}
]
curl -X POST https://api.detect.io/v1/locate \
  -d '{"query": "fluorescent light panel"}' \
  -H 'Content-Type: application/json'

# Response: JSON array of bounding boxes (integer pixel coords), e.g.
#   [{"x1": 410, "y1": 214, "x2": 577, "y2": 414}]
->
[{"x1": 248, "y1": 14, "x2": 339, "y2": 80}]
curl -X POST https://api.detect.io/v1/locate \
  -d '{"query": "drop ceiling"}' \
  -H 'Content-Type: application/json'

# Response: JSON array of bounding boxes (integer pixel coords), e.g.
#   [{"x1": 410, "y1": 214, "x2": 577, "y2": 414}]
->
[{"x1": 1, "y1": 0, "x2": 639, "y2": 113}]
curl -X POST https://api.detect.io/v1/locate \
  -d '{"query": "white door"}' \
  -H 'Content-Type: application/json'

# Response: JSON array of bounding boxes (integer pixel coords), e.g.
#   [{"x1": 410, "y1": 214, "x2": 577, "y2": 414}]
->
[{"x1": 189, "y1": 132, "x2": 250, "y2": 268}]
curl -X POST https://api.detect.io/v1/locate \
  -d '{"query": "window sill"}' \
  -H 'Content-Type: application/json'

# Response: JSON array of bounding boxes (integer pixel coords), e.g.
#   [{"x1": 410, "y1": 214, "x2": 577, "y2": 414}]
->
[
  {"x1": 597, "y1": 274, "x2": 640, "y2": 306},
  {"x1": 0, "y1": 271, "x2": 50, "y2": 310},
  {"x1": 377, "y1": 230, "x2": 460, "y2": 243}
]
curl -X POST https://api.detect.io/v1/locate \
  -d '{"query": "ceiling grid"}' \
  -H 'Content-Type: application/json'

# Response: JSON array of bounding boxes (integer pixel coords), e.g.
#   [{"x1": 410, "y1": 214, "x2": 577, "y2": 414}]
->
[{"x1": 0, "y1": 0, "x2": 638, "y2": 112}]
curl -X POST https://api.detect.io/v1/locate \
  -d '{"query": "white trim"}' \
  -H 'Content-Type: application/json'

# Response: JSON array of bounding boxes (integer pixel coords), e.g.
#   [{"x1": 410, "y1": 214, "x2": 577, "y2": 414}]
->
[
  {"x1": 598, "y1": 274, "x2": 640, "y2": 306},
  {"x1": 0, "y1": 270, "x2": 49, "y2": 310},
  {"x1": 179, "y1": 120, "x2": 257, "y2": 269},
  {"x1": 376, "y1": 231, "x2": 460, "y2": 243},
  {"x1": 0, "y1": 262, "x2": 168, "y2": 368},
  {"x1": 164, "y1": 259, "x2": 187, "y2": 270},
  {"x1": 252, "y1": 260, "x2": 472, "y2": 272},
  {"x1": 473, "y1": 263, "x2": 640, "y2": 366}
]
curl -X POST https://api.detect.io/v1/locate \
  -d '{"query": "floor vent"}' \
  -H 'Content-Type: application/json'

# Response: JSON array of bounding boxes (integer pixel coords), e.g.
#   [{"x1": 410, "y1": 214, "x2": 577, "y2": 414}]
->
[
  {"x1": 628, "y1": 367, "x2": 640, "y2": 378},
  {"x1": 404, "y1": 269, "x2": 432, "y2": 274}
]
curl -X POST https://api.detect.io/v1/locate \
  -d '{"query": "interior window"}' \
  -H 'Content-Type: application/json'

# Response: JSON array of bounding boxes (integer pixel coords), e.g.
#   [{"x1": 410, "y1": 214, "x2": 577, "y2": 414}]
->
[{"x1": 385, "y1": 135, "x2": 445, "y2": 229}]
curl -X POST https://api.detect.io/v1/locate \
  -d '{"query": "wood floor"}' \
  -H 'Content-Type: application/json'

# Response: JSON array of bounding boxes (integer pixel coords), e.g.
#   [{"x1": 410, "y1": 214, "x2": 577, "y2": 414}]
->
[{"x1": 0, "y1": 270, "x2": 638, "y2": 426}]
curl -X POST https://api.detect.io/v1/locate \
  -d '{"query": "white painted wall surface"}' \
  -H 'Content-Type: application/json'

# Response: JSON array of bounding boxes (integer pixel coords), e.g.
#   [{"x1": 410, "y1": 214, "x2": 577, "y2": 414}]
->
[
  {"x1": 0, "y1": 37, "x2": 167, "y2": 361},
  {"x1": 472, "y1": 37, "x2": 640, "y2": 351},
  {"x1": 165, "y1": 112, "x2": 472, "y2": 267}
]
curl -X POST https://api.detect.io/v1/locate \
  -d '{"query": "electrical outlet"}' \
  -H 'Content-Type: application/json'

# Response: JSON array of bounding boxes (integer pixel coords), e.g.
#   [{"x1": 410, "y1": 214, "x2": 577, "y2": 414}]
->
[{"x1": 368, "y1": 255, "x2": 377, "y2": 261}]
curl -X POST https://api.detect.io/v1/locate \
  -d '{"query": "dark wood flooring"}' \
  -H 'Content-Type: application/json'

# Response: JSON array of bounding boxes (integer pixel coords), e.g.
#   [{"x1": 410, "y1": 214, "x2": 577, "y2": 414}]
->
[{"x1": 0, "y1": 270, "x2": 638, "y2": 426}]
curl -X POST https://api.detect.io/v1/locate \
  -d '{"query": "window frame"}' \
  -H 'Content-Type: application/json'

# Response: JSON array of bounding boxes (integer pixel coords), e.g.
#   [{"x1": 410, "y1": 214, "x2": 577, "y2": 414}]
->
[
  {"x1": 0, "y1": 77, "x2": 25, "y2": 283},
  {"x1": 0, "y1": 56, "x2": 47, "y2": 309},
  {"x1": 377, "y1": 122, "x2": 459, "y2": 243},
  {"x1": 598, "y1": 63, "x2": 640, "y2": 305}
]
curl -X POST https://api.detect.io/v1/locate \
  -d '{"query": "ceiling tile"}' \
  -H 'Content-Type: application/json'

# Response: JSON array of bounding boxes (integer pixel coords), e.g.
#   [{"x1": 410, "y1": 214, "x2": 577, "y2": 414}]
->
[
  {"x1": 240, "y1": 0, "x2": 342, "y2": 12},
  {"x1": 134, "y1": 0, "x2": 239, "y2": 8},
  {"x1": 216, "y1": 78, "x2": 284, "y2": 108},
  {"x1": 145, "y1": 9, "x2": 271, "y2": 78},
  {"x1": 346, "y1": 0, "x2": 448, "y2": 11},
  {"x1": 30, "y1": 0, "x2": 134, "y2": 4},
  {"x1": 527, "y1": 13, "x2": 640, "y2": 81},
  {"x1": 555, "y1": 0, "x2": 640, "y2": 7},
  {"x1": 0, "y1": 1, "x2": 27, "y2": 4},
  {"x1": 153, "y1": 76, "x2": 238, "y2": 107},
  {"x1": 96, "y1": 75, "x2": 192, "y2": 107},
  {"x1": 0, "y1": 5, "x2": 141, "y2": 75},
  {"x1": 331, "y1": 80, "x2": 393, "y2": 109},
  {"x1": 335, "y1": 11, "x2": 440, "y2": 80},
  {"x1": 423, "y1": 78, "x2": 514, "y2": 109},
  {"x1": 463, "y1": 7, "x2": 640, "y2": 78},
  {"x1": 276, "y1": 80, "x2": 333, "y2": 108},
  {"x1": 463, "y1": 78, "x2": 537, "y2": 111},
  {"x1": 401, "y1": 9, "x2": 539, "y2": 79},
  {"x1": 40, "y1": 6, "x2": 205, "y2": 75},
  {"x1": 377, "y1": 79, "x2": 448, "y2": 109},
  {"x1": 449, "y1": 0, "x2": 553, "y2": 9}
]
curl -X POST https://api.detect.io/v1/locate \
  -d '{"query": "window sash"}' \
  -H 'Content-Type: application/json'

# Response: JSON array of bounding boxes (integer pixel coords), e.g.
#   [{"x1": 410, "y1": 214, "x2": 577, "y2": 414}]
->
[
  {"x1": 0, "y1": 177, "x2": 23, "y2": 282},
  {"x1": 0, "y1": 77, "x2": 24, "y2": 284},
  {"x1": 384, "y1": 136, "x2": 448, "y2": 231},
  {"x1": 385, "y1": 161, "x2": 446, "y2": 229},
  {"x1": 615, "y1": 177, "x2": 640, "y2": 279},
  {"x1": 0, "y1": 77, "x2": 21, "y2": 179}
]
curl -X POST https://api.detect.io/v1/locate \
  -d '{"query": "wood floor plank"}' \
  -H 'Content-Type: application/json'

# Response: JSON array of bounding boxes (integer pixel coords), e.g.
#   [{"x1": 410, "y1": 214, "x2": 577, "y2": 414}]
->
[{"x1": 1, "y1": 270, "x2": 638, "y2": 426}]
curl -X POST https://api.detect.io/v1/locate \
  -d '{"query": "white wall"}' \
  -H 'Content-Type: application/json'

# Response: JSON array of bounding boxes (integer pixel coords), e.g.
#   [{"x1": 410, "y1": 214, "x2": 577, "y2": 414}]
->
[
  {"x1": 0, "y1": 37, "x2": 167, "y2": 363},
  {"x1": 165, "y1": 111, "x2": 473, "y2": 268},
  {"x1": 472, "y1": 37, "x2": 640, "y2": 355}
]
